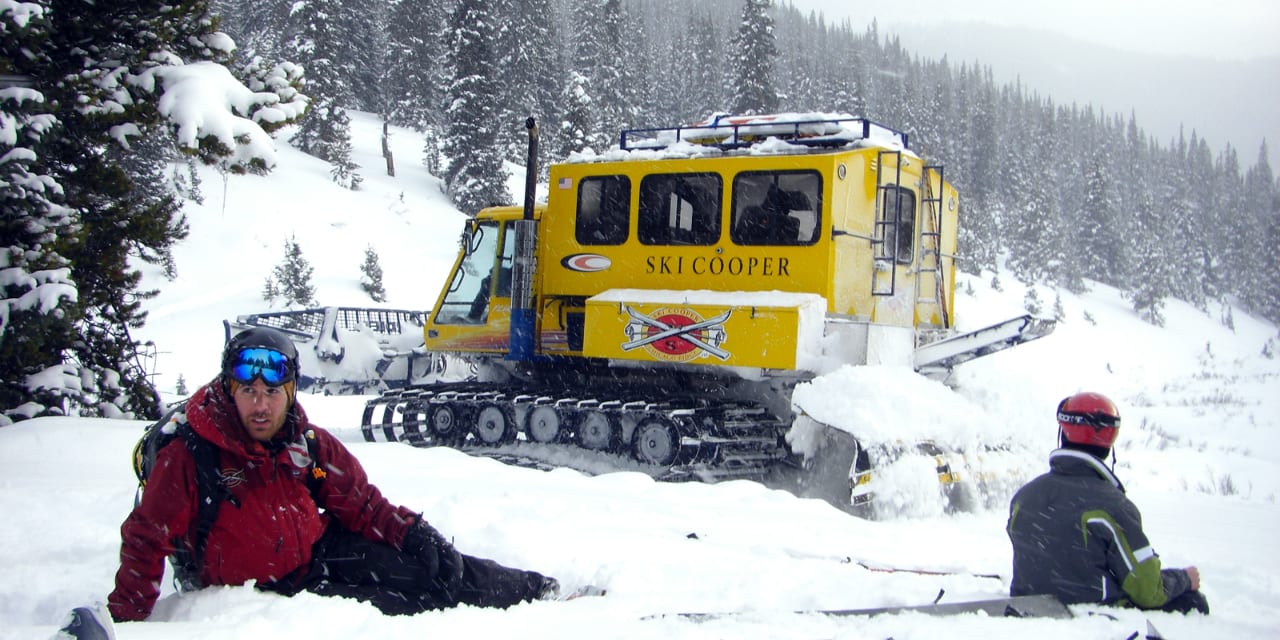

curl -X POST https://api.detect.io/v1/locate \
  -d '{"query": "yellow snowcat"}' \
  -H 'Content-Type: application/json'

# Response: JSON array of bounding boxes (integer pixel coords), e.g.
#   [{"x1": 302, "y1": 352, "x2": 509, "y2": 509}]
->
[{"x1": 312, "y1": 113, "x2": 1050, "y2": 515}]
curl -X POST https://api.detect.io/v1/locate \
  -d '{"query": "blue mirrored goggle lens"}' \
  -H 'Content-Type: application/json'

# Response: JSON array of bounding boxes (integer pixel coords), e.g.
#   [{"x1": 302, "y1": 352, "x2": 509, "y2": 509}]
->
[{"x1": 230, "y1": 348, "x2": 292, "y2": 385}]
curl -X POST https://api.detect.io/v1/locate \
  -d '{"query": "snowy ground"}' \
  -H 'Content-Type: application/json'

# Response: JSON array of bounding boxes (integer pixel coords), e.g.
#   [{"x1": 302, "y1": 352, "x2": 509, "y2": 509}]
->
[{"x1": 2, "y1": 113, "x2": 1278, "y2": 639}]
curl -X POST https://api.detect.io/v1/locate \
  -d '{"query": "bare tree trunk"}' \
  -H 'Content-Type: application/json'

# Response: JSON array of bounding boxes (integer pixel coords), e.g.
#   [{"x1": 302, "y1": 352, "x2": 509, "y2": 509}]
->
[{"x1": 382, "y1": 120, "x2": 396, "y2": 177}]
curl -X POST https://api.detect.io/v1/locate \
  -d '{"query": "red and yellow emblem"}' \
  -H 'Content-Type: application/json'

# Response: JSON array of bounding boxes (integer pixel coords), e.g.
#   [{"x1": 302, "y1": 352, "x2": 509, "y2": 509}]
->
[{"x1": 622, "y1": 306, "x2": 730, "y2": 363}]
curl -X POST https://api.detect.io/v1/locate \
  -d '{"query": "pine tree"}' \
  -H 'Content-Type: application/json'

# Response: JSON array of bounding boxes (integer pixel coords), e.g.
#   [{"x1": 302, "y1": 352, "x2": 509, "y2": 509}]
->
[
  {"x1": 728, "y1": 0, "x2": 779, "y2": 115},
  {"x1": 272, "y1": 236, "x2": 318, "y2": 307},
  {"x1": 175, "y1": 373, "x2": 189, "y2": 396},
  {"x1": 360, "y1": 246, "x2": 387, "y2": 303},
  {"x1": 262, "y1": 276, "x2": 280, "y2": 302},
  {"x1": 442, "y1": 0, "x2": 511, "y2": 214},
  {"x1": 1125, "y1": 187, "x2": 1173, "y2": 327},
  {"x1": 556, "y1": 71, "x2": 595, "y2": 160},
  {"x1": 346, "y1": 0, "x2": 389, "y2": 114},
  {"x1": 679, "y1": 13, "x2": 726, "y2": 121},
  {"x1": 1078, "y1": 144, "x2": 1125, "y2": 286},
  {"x1": 384, "y1": 0, "x2": 451, "y2": 130},
  {"x1": 211, "y1": 0, "x2": 295, "y2": 62},
  {"x1": 3, "y1": 0, "x2": 305, "y2": 422},
  {"x1": 422, "y1": 128, "x2": 443, "y2": 177},
  {"x1": 495, "y1": 0, "x2": 563, "y2": 164},
  {"x1": 1242, "y1": 141, "x2": 1279, "y2": 322},
  {"x1": 566, "y1": 0, "x2": 628, "y2": 151},
  {"x1": 1023, "y1": 286, "x2": 1043, "y2": 316},
  {"x1": 595, "y1": 0, "x2": 632, "y2": 138},
  {"x1": 288, "y1": 0, "x2": 362, "y2": 188},
  {"x1": 0, "y1": 3, "x2": 81, "y2": 423}
]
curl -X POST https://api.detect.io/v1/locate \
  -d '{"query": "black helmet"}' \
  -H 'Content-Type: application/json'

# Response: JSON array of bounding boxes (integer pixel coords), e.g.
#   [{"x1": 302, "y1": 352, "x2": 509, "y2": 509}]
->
[{"x1": 221, "y1": 326, "x2": 300, "y2": 387}]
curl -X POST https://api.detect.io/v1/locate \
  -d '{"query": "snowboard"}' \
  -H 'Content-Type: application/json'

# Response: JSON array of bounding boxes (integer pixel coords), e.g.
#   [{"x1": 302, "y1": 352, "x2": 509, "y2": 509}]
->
[
  {"x1": 814, "y1": 593, "x2": 1072, "y2": 619},
  {"x1": 658, "y1": 593, "x2": 1072, "y2": 622}
]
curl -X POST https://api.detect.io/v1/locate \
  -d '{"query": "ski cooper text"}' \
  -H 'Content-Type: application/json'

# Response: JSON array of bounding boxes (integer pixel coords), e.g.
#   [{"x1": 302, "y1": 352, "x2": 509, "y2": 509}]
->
[{"x1": 645, "y1": 255, "x2": 792, "y2": 277}]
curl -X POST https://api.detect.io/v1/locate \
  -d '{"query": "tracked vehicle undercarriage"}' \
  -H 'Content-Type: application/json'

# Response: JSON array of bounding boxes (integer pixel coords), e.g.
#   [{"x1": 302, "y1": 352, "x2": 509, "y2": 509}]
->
[{"x1": 361, "y1": 378, "x2": 794, "y2": 483}]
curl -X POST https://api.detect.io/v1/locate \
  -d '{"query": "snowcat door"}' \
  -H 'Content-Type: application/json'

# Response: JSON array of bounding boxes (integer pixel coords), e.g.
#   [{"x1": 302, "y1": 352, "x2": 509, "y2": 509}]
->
[
  {"x1": 425, "y1": 219, "x2": 514, "y2": 354},
  {"x1": 871, "y1": 178, "x2": 918, "y2": 329}
]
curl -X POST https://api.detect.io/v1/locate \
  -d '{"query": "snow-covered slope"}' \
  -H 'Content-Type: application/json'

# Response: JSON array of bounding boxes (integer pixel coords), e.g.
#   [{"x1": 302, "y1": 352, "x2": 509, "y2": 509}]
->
[{"x1": 1, "y1": 113, "x2": 1277, "y2": 639}]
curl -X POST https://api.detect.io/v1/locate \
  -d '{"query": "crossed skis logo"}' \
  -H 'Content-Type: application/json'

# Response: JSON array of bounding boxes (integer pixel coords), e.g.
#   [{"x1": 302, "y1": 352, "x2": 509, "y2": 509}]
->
[{"x1": 621, "y1": 305, "x2": 730, "y2": 362}]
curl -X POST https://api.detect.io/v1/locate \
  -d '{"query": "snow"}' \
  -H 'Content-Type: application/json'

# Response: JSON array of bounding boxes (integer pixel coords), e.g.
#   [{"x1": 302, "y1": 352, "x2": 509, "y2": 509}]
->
[
  {"x1": 0, "y1": 0, "x2": 42, "y2": 29},
  {"x1": 138, "y1": 60, "x2": 309, "y2": 170},
  {"x1": 2, "y1": 111, "x2": 1279, "y2": 639}
]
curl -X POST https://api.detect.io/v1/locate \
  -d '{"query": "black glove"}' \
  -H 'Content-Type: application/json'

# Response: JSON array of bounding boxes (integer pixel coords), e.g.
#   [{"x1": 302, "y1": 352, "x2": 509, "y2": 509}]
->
[{"x1": 402, "y1": 519, "x2": 464, "y2": 592}]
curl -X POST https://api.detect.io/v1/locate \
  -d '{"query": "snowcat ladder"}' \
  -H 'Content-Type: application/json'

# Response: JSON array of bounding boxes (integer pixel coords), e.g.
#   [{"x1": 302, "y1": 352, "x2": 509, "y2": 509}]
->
[
  {"x1": 871, "y1": 150, "x2": 905, "y2": 296},
  {"x1": 915, "y1": 164, "x2": 950, "y2": 328}
]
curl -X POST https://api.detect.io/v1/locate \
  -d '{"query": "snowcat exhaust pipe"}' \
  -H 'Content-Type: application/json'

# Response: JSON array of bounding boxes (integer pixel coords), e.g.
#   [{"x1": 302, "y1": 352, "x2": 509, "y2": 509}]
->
[{"x1": 509, "y1": 118, "x2": 540, "y2": 361}]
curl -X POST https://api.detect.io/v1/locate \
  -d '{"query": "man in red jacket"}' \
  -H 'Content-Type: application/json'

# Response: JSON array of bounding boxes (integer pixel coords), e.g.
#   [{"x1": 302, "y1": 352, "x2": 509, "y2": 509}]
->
[{"x1": 108, "y1": 327, "x2": 559, "y2": 622}]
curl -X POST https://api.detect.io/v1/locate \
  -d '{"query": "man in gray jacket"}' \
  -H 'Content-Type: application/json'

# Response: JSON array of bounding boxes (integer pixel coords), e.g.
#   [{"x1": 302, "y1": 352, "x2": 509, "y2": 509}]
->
[{"x1": 1007, "y1": 392, "x2": 1209, "y2": 614}]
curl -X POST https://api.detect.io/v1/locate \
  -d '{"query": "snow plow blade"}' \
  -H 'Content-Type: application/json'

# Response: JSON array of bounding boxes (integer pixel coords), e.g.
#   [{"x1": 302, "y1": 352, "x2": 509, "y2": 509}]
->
[
  {"x1": 914, "y1": 314, "x2": 1054, "y2": 376},
  {"x1": 773, "y1": 415, "x2": 968, "y2": 518}
]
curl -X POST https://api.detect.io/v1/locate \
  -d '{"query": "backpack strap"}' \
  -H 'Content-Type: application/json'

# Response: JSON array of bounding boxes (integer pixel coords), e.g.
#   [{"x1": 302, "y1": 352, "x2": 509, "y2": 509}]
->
[{"x1": 169, "y1": 423, "x2": 237, "y2": 592}]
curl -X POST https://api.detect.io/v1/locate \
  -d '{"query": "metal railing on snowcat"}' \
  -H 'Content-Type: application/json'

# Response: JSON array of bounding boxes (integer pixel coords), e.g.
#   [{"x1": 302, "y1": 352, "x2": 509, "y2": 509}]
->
[
  {"x1": 619, "y1": 114, "x2": 909, "y2": 151},
  {"x1": 225, "y1": 306, "x2": 441, "y2": 395}
]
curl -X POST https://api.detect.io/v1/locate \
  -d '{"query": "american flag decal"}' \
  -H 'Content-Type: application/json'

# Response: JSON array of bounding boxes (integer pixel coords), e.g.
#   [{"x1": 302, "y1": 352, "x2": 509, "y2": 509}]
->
[{"x1": 558, "y1": 177, "x2": 572, "y2": 189}]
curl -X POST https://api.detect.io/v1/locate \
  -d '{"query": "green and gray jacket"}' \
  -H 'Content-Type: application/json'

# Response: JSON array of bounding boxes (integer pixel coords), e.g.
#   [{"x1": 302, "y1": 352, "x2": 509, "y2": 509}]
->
[{"x1": 1007, "y1": 448, "x2": 1193, "y2": 608}]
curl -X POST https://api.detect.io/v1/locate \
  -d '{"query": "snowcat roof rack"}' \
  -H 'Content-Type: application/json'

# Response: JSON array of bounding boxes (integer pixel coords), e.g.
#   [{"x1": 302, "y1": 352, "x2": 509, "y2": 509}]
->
[{"x1": 619, "y1": 114, "x2": 910, "y2": 152}]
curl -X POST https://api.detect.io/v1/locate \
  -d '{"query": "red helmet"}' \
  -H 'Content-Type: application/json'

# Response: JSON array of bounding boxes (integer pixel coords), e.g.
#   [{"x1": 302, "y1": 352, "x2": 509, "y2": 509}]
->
[{"x1": 1057, "y1": 392, "x2": 1121, "y2": 448}]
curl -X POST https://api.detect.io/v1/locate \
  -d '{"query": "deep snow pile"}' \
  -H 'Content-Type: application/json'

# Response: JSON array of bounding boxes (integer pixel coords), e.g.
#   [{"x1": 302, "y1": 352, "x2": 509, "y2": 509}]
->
[{"x1": 1, "y1": 112, "x2": 1277, "y2": 639}]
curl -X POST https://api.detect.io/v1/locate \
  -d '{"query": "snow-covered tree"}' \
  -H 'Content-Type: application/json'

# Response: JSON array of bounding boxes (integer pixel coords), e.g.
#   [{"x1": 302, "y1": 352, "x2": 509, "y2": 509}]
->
[
  {"x1": 2, "y1": 0, "x2": 306, "y2": 423},
  {"x1": 1023, "y1": 286, "x2": 1043, "y2": 316},
  {"x1": 211, "y1": 0, "x2": 295, "y2": 62},
  {"x1": 0, "y1": 2, "x2": 80, "y2": 424},
  {"x1": 1077, "y1": 144, "x2": 1124, "y2": 286},
  {"x1": 384, "y1": 0, "x2": 451, "y2": 130},
  {"x1": 360, "y1": 246, "x2": 387, "y2": 303},
  {"x1": 270, "y1": 235, "x2": 317, "y2": 308},
  {"x1": 442, "y1": 0, "x2": 510, "y2": 214},
  {"x1": 1241, "y1": 141, "x2": 1279, "y2": 321},
  {"x1": 556, "y1": 71, "x2": 595, "y2": 160},
  {"x1": 495, "y1": 0, "x2": 563, "y2": 164},
  {"x1": 728, "y1": 0, "x2": 779, "y2": 115},
  {"x1": 677, "y1": 13, "x2": 726, "y2": 121},
  {"x1": 565, "y1": 0, "x2": 630, "y2": 151},
  {"x1": 595, "y1": 0, "x2": 632, "y2": 141},
  {"x1": 287, "y1": 0, "x2": 361, "y2": 188}
]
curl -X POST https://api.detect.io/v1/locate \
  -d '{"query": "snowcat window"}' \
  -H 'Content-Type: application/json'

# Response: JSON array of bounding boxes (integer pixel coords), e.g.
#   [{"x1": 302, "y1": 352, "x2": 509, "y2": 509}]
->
[
  {"x1": 576, "y1": 175, "x2": 630, "y2": 245},
  {"x1": 731, "y1": 171, "x2": 822, "y2": 246},
  {"x1": 879, "y1": 186, "x2": 916, "y2": 264},
  {"x1": 434, "y1": 221, "x2": 501, "y2": 325},
  {"x1": 638, "y1": 173, "x2": 721, "y2": 245}
]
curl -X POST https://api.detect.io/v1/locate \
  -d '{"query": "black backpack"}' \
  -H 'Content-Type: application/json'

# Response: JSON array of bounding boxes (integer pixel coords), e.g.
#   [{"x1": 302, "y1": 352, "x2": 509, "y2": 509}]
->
[{"x1": 132, "y1": 400, "x2": 323, "y2": 592}]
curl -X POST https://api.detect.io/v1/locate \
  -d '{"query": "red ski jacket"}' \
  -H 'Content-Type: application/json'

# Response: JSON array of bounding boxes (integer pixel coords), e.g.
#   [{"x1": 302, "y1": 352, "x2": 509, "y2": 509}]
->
[{"x1": 108, "y1": 380, "x2": 418, "y2": 622}]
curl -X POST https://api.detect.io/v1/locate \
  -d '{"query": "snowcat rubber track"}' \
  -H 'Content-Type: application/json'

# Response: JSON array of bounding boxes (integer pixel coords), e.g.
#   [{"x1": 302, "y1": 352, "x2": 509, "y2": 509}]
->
[{"x1": 361, "y1": 382, "x2": 793, "y2": 483}]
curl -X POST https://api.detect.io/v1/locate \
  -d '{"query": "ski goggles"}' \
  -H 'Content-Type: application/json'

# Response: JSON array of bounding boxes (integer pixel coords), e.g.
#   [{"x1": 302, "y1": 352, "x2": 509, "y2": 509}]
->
[
  {"x1": 227, "y1": 347, "x2": 295, "y2": 386},
  {"x1": 1057, "y1": 411, "x2": 1120, "y2": 429}
]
